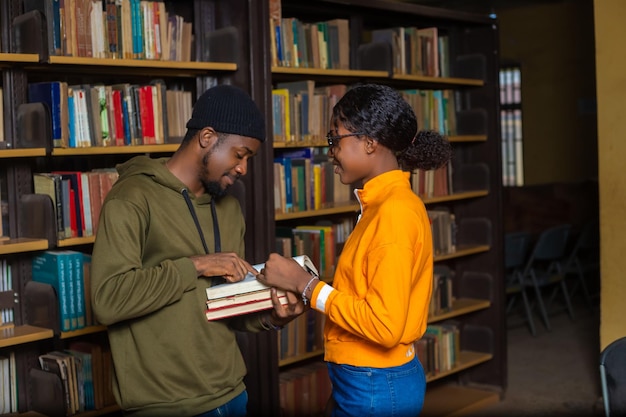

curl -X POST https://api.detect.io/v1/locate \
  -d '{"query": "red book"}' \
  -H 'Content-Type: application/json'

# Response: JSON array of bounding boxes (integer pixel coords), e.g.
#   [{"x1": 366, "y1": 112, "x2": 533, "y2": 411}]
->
[
  {"x1": 111, "y1": 90, "x2": 125, "y2": 146},
  {"x1": 139, "y1": 85, "x2": 155, "y2": 144}
]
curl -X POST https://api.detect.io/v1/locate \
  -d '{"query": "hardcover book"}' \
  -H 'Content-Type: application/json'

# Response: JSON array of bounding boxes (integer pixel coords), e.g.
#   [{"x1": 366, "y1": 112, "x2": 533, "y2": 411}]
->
[{"x1": 205, "y1": 255, "x2": 318, "y2": 321}]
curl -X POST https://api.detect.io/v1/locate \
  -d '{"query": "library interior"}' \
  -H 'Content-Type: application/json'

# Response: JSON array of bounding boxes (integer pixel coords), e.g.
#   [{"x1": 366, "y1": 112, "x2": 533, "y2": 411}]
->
[{"x1": 0, "y1": 0, "x2": 623, "y2": 416}]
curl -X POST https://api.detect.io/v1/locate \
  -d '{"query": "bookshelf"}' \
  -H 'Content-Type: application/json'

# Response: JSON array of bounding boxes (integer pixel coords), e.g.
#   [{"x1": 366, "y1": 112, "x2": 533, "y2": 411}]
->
[
  {"x1": 0, "y1": 0, "x2": 503, "y2": 415},
  {"x1": 264, "y1": 0, "x2": 504, "y2": 416},
  {"x1": 0, "y1": 0, "x2": 280, "y2": 415}
]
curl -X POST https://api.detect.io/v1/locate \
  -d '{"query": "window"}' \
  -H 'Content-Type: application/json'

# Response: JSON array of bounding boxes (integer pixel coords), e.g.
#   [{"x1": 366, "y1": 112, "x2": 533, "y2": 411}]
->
[{"x1": 499, "y1": 64, "x2": 524, "y2": 187}]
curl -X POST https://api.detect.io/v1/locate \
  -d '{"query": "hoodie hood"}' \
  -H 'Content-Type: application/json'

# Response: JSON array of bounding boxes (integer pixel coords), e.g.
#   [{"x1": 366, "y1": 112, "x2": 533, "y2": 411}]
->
[{"x1": 116, "y1": 155, "x2": 213, "y2": 204}]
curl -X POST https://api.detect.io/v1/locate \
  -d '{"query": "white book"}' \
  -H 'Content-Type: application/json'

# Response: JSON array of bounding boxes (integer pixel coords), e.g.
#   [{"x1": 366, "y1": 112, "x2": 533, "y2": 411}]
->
[
  {"x1": 205, "y1": 255, "x2": 318, "y2": 301},
  {"x1": 204, "y1": 255, "x2": 318, "y2": 321}
]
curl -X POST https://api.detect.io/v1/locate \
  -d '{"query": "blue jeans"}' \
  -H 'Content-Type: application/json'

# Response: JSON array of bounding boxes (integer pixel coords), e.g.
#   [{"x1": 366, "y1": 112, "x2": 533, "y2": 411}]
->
[
  {"x1": 194, "y1": 390, "x2": 248, "y2": 417},
  {"x1": 327, "y1": 356, "x2": 426, "y2": 417}
]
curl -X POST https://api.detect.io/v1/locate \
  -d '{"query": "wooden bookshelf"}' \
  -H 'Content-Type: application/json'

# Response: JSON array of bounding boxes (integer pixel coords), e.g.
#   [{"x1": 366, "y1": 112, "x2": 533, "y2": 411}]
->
[
  {"x1": 426, "y1": 351, "x2": 494, "y2": 383},
  {"x1": 423, "y1": 190, "x2": 489, "y2": 204},
  {"x1": 275, "y1": 203, "x2": 360, "y2": 221},
  {"x1": 57, "y1": 236, "x2": 96, "y2": 247},
  {"x1": 0, "y1": 238, "x2": 48, "y2": 255},
  {"x1": 0, "y1": 148, "x2": 47, "y2": 158},
  {"x1": 429, "y1": 298, "x2": 491, "y2": 323},
  {"x1": 434, "y1": 245, "x2": 491, "y2": 262},
  {"x1": 59, "y1": 325, "x2": 107, "y2": 340},
  {"x1": 279, "y1": 349, "x2": 325, "y2": 368},
  {"x1": 0, "y1": 325, "x2": 53, "y2": 348},
  {"x1": 51, "y1": 144, "x2": 180, "y2": 156},
  {"x1": 392, "y1": 74, "x2": 485, "y2": 87},
  {"x1": 0, "y1": 52, "x2": 40, "y2": 63}
]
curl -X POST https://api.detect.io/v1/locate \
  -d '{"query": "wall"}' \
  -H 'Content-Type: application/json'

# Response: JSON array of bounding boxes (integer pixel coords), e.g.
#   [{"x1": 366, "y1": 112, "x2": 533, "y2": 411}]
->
[
  {"x1": 497, "y1": 1, "x2": 597, "y2": 186},
  {"x1": 593, "y1": 0, "x2": 626, "y2": 350}
]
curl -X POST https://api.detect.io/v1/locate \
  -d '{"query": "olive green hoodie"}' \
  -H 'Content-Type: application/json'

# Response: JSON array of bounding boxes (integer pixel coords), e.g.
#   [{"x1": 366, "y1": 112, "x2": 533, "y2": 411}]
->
[{"x1": 91, "y1": 155, "x2": 264, "y2": 416}]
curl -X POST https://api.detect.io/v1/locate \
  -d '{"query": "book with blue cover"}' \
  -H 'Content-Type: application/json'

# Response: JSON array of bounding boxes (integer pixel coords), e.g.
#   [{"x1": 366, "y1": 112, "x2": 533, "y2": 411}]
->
[
  {"x1": 28, "y1": 81, "x2": 69, "y2": 148},
  {"x1": 32, "y1": 251, "x2": 72, "y2": 331}
]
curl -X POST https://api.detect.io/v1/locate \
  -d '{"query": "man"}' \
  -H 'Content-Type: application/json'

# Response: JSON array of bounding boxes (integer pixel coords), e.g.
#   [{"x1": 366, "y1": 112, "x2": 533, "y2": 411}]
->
[{"x1": 91, "y1": 84, "x2": 303, "y2": 417}]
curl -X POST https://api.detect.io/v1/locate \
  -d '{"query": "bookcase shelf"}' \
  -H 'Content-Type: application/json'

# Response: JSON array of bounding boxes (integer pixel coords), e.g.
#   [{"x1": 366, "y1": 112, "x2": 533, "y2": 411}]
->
[
  {"x1": 59, "y1": 325, "x2": 107, "y2": 340},
  {"x1": 48, "y1": 56, "x2": 237, "y2": 70},
  {"x1": 423, "y1": 190, "x2": 488, "y2": 204},
  {"x1": 268, "y1": 1, "x2": 504, "y2": 415},
  {"x1": 51, "y1": 144, "x2": 180, "y2": 156},
  {"x1": 272, "y1": 66, "x2": 388, "y2": 79},
  {"x1": 0, "y1": 52, "x2": 39, "y2": 63},
  {"x1": 279, "y1": 348, "x2": 325, "y2": 368},
  {"x1": 0, "y1": 238, "x2": 48, "y2": 255},
  {"x1": 0, "y1": 325, "x2": 53, "y2": 348},
  {"x1": 426, "y1": 350, "x2": 493, "y2": 383},
  {"x1": 0, "y1": 148, "x2": 47, "y2": 158},
  {"x1": 392, "y1": 74, "x2": 485, "y2": 87},
  {"x1": 0, "y1": 1, "x2": 273, "y2": 414},
  {"x1": 434, "y1": 245, "x2": 490, "y2": 262},
  {"x1": 275, "y1": 203, "x2": 360, "y2": 221},
  {"x1": 57, "y1": 237, "x2": 96, "y2": 248},
  {"x1": 428, "y1": 298, "x2": 490, "y2": 323}
]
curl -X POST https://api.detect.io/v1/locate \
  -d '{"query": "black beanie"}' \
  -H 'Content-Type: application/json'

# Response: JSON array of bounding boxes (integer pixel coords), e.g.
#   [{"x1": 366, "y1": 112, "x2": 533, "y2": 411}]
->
[{"x1": 186, "y1": 84, "x2": 266, "y2": 142}]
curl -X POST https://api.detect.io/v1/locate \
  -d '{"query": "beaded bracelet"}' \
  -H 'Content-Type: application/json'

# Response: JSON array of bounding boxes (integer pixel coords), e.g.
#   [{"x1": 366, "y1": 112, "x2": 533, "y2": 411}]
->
[{"x1": 301, "y1": 276, "x2": 319, "y2": 306}]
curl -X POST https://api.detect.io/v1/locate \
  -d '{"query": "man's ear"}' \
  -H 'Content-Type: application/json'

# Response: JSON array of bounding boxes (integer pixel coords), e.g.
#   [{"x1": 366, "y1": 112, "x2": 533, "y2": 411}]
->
[{"x1": 198, "y1": 127, "x2": 218, "y2": 149}]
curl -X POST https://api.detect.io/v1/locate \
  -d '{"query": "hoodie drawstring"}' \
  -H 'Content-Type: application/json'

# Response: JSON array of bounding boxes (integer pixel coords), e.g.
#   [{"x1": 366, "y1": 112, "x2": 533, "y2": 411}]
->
[{"x1": 181, "y1": 189, "x2": 221, "y2": 254}]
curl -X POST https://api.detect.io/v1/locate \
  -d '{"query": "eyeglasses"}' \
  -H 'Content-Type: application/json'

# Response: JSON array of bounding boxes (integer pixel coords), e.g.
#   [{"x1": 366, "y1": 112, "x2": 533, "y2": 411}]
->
[{"x1": 326, "y1": 132, "x2": 366, "y2": 147}]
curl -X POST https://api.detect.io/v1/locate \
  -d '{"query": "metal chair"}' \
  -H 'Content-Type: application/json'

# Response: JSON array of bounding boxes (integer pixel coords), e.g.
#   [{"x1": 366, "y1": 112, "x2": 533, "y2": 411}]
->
[
  {"x1": 521, "y1": 224, "x2": 575, "y2": 332},
  {"x1": 564, "y1": 220, "x2": 600, "y2": 310},
  {"x1": 600, "y1": 336, "x2": 626, "y2": 416},
  {"x1": 504, "y1": 231, "x2": 536, "y2": 335}
]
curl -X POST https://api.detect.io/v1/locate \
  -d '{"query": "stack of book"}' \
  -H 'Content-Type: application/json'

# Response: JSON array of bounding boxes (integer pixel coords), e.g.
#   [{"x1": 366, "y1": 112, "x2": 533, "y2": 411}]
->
[{"x1": 205, "y1": 255, "x2": 318, "y2": 321}]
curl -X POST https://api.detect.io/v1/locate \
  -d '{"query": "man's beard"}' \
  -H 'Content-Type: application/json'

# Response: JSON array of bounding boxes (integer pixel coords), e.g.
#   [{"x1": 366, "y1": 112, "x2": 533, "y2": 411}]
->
[
  {"x1": 202, "y1": 179, "x2": 227, "y2": 199},
  {"x1": 201, "y1": 149, "x2": 228, "y2": 199}
]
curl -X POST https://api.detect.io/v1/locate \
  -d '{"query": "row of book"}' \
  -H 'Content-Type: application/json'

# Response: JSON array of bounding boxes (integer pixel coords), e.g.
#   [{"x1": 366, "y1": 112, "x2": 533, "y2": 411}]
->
[
  {"x1": 279, "y1": 309, "x2": 325, "y2": 363},
  {"x1": 0, "y1": 259, "x2": 14, "y2": 325},
  {"x1": 269, "y1": 15, "x2": 350, "y2": 70},
  {"x1": 27, "y1": 0, "x2": 193, "y2": 61},
  {"x1": 430, "y1": 267, "x2": 455, "y2": 318},
  {"x1": 34, "y1": 169, "x2": 119, "y2": 240},
  {"x1": 274, "y1": 147, "x2": 354, "y2": 215},
  {"x1": 272, "y1": 82, "x2": 346, "y2": 145},
  {"x1": 0, "y1": 352, "x2": 16, "y2": 414},
  {"x1": 369, "y1": 26, "x2": 450, "y2": 78},
  {"x1": 400, "y1": 89, "x2": 458, "y2": 136},
  {"x1": 28, "y1": 80, "x2": 192, "y2": 149},
  {"x1": 276, "y1": 218, "x2": 354, "y2": 280},
  {"x1": 411, "y1": 164, "x2": 453, "y2": 200},
  {"x1": 33, "y1": 342, "x2": 115, "y2": 416},
  {"x1": 428, "y1": 208, "x2": 457, "y2": 257},
  {"x1": 31, "y1": 250, "x2": 95, "y2": 332},
  {"x1": 271, "y1": 81, "x2": 462, "y2": 147},
  {"x1": 417, "y1": 322, "x2": 461, "y2": 377},
  {"x1": 279, "y1": 361, "x2": 331, "y2": 417}
]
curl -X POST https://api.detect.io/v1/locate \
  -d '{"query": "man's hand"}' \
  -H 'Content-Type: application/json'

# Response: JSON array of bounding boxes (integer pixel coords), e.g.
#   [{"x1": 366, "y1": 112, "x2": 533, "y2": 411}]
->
[
  {"x1": 190, "y1": 252, "x2": 257, "y2": 282},
  {"x1": 266, "y1": 287, "x2": 307, "y2": 328}
]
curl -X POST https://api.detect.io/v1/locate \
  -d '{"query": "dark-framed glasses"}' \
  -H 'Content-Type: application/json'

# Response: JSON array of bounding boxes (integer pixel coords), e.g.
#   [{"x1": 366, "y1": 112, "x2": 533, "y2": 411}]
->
[{"x1": 326, "y1": 131, "x2": 366, "y2": 147}]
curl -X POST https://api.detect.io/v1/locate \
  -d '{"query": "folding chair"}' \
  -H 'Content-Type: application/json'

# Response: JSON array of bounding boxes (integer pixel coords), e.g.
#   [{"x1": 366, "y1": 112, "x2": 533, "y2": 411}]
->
[
  {"x1": 504, "y1": 231, "x2": 535, "y2": 335},
  {"x1": 521, "y1": 224, "x2": 575, "y2": 332},
  {"x1": 564, "y1": 220, "x2": 600, "y2": 310},
  {"x1": 600, "y1": 336, "x2": 626, "y2": 416}
]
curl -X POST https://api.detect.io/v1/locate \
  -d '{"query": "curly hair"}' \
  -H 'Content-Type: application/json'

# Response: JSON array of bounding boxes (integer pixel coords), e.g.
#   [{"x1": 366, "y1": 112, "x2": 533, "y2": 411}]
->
[{"x1": 331, "y1": 84, "x2": 452, "y2": 172}]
